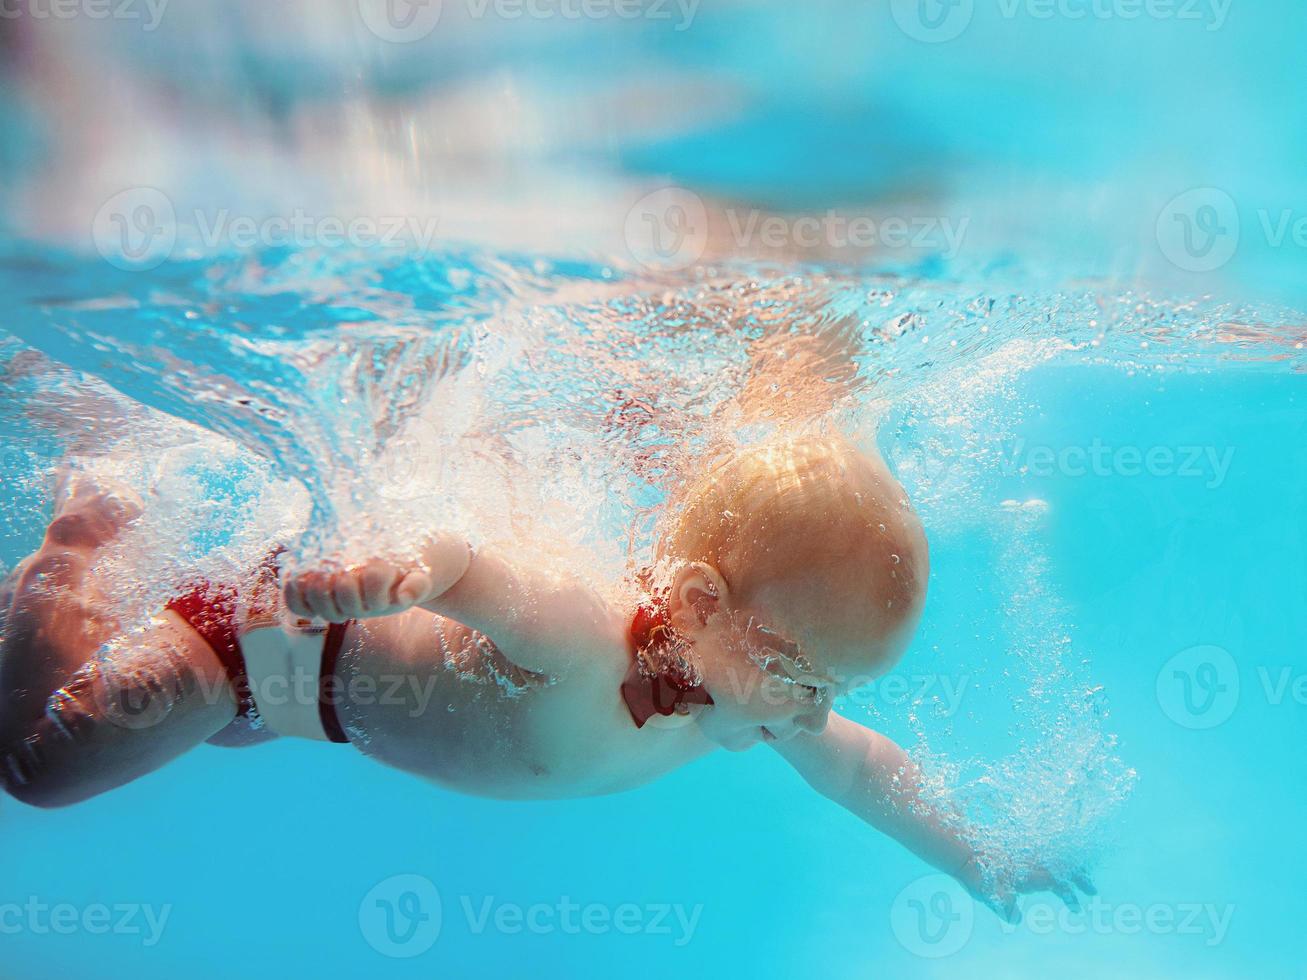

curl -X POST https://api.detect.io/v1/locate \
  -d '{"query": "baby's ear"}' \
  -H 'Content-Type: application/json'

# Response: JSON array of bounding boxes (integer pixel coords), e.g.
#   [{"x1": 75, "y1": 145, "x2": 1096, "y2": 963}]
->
[{"x1": 668, "y1": 561, "x2": 730, "y2": 631}]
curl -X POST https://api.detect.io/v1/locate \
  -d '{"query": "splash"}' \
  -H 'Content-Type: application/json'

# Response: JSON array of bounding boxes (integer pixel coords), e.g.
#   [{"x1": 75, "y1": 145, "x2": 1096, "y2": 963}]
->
[{"x1": 0, "y1": 243, "x2": 1299, "y2": 881}]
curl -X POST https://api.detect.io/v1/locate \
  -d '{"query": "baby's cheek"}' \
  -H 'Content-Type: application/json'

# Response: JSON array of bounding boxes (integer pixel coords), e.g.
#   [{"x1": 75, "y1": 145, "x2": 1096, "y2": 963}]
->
[{"x1": 756, "y1": 675, "x2": 796, "y2": 713}]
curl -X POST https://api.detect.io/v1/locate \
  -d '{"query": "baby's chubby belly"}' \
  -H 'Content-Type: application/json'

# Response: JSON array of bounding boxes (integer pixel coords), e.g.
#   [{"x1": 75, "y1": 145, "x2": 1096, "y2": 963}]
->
[{"x1": 339, "y1": 610, "x2": 712, "y2": 799}]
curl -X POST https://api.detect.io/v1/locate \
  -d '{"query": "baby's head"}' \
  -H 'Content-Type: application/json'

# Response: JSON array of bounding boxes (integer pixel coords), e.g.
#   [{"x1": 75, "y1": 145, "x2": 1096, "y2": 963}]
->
[{"x1": 655, "y1": 435, "x2": 928, "y2": 751}]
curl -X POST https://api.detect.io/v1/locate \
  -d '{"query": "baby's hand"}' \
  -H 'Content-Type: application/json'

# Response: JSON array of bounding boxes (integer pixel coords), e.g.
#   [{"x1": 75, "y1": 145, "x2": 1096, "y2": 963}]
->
[
  {"x1": 960, "y1": 854, "x2": 1096, "y2": 923},
  {"x1": 284, "y1": 534, "x2": 472, "y2": 623}
]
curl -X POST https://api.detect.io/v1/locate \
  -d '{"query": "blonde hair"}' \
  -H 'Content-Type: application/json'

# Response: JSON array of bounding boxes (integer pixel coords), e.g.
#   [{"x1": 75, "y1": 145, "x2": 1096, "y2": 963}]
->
[{"x1": 655, "y1": 435, "x2": 926, "y2": 617}]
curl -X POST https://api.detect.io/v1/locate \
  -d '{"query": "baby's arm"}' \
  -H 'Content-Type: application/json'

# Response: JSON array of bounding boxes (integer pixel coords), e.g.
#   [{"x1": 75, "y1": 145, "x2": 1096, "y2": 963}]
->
[
  {"x1": 772, "y1": 713, "x2": 1092, "y2": 920},
  {"x1": 285, "y1": 534, "x2": 623, "y2": 677}
]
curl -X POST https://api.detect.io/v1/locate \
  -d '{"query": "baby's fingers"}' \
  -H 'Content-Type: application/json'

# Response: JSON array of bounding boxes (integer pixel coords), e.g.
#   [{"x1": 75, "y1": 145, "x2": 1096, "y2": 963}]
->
[
  {"x1": 989, "y1": 891, "x2": 1020, "y2": 924},
  {"x1": 332, "y1": 572, "x2": 367, "y2": 619},
  {"x1": 359, "y1": 560, "x2": 398, "y2": 612},
  {"x1": 1051, "y1": 881, "x2": 1081, "y2": 913},
  {"x1": 295, "y1": 571, "x2": 346, "y2": 622},
  {"x1": 395, "y1": 569, "x2": 432, "y2": 607},
  {"x1": 283, "y1": 577, "x2": 310, "y2": 619},
  {"x1": 300, "y1": 563, "x2": 408, "y2": 620},
  {"x1": 972, "y1": 883, "x2": 1019, "y2": 924},
  {"x1": 284, "y1": 570, "x2": 348, "y2": 622}
]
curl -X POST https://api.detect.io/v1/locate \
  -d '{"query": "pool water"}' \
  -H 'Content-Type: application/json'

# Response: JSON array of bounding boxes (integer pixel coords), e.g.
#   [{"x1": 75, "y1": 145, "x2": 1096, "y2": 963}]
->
[
  {"x1": 0, "y1": 246, "x2": 1301, "y2": 977},
  {"x1": 2, "y1": 1, "x2": 1306, "y2": 977}
]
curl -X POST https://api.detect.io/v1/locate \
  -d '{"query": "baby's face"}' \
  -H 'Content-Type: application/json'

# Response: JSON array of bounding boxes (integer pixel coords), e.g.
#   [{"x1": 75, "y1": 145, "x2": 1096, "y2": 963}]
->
[
  {"x1": 666, "y1": 441, "x2": 929, "y2": 751},
  {"x1": 693, "y1": 588, "x2": 909, "y2": 752}
]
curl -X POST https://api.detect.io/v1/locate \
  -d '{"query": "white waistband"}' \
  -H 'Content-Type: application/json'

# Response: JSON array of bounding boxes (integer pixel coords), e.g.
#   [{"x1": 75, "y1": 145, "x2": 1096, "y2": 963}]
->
[{"x1": 241, "y1": 625, "x2": 337, "y2": 741}]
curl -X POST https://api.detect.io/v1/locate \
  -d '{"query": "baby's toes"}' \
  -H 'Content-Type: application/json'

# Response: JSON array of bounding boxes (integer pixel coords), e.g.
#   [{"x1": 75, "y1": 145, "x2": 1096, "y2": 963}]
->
[
  {"x1": 103, "y1": 489, "x2": 144, "y2": 529},
  {"x1": 45, "y1": 484, "x2": 143, "y2": 552}
]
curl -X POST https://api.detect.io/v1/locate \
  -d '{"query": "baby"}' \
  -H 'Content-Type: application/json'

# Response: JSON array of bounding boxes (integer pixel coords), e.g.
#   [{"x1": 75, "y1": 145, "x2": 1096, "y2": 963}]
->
[{"x1": 0, "y1": 436, "x2": 1088, "y2": 919}]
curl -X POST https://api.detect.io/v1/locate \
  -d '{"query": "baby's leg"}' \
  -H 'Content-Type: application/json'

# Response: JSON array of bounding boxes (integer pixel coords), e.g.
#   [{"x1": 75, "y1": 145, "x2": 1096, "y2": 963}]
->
[{"x1": 0, "y1": 477, "x2": 240, "y2": 808}]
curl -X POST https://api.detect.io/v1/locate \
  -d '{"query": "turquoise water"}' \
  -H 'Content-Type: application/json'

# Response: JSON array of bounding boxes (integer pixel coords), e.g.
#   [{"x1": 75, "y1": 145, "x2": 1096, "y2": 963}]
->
[
  {"x1": 0, "y1": 247, "x2": 1301, "y2": 978},
  {"x1": 2, "y1": 2, "x2": 1306, "y2": 977}
]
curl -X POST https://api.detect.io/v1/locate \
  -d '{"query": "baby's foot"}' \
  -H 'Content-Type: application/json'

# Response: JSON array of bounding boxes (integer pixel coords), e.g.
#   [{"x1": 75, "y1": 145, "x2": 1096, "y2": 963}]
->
[
  {"x1": 3, "y1": 473, "x2": 142, "y2": 621},
  {"x1": 1, "y1": 474, "x2": 143, "y2": 744},
  {"x1": 44, "y1": 470, "x2": 144, "y2": 554}
]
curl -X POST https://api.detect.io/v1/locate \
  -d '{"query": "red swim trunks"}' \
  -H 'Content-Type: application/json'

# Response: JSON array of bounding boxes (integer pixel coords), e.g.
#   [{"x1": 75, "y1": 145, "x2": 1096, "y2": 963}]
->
[{"x1": 165, "y1": 552, "x2": 352, "y2": 743}]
